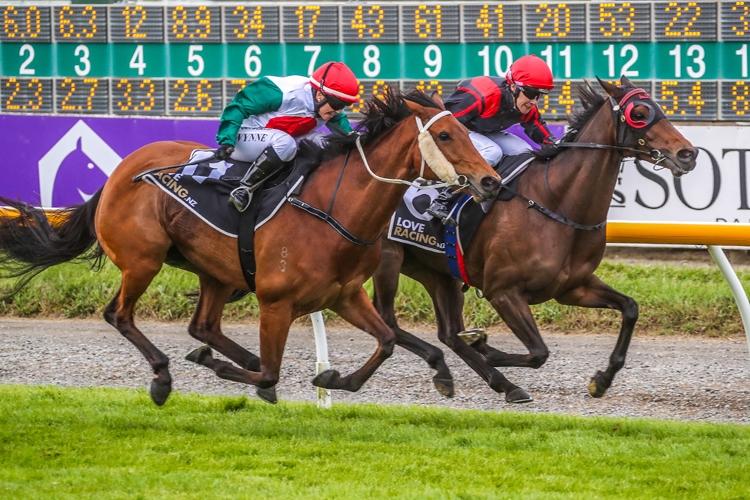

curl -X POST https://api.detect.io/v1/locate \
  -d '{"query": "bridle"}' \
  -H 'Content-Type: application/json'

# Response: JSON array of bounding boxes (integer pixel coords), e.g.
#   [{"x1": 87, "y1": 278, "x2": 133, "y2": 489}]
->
[{"x1": 555, "y1": 87, "x2": 668, "y2": 166}]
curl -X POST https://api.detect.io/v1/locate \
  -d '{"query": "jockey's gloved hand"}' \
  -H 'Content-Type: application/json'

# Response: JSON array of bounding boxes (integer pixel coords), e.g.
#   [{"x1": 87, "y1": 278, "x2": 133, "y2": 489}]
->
[{"x1": 215, "y1": 144, "x2": 234, "y2": 161}]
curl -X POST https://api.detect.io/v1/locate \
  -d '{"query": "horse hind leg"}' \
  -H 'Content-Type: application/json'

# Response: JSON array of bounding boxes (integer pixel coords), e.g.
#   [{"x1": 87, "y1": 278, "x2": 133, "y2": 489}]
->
[
  {"x1": 372, "y1": 244, "x2": 454, "y2": 397},
  {"x1": 555, "y1": 275, "x2": 638, "y2": 398},
  {"x1": 103, "y1": 269, "x2": 172, "y2": 406}
]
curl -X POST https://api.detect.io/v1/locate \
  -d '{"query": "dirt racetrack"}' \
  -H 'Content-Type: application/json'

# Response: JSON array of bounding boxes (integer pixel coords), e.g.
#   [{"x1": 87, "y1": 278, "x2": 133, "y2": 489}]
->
[{"x1": 1, "y1": 317, "x2": 748, "y2": 424}]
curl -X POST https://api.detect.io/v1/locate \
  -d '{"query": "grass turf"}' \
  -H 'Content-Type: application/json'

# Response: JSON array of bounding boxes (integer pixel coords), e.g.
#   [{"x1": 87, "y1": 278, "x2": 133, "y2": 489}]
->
[
  {"x1": 0, "y1": 385, "x2": 749, "y2": 499},
  {"x1": 1, "y1": 260, "x2": 749, "y2": 336}
]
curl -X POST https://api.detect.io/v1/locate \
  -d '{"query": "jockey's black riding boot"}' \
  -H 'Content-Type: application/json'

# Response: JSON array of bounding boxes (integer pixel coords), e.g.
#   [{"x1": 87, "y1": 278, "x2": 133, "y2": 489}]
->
[
  {"x1": 229, "y1": 146, "x2": 284, "y2": 212},
  {"x1": 426, "y1": 189, "x2": 460, "y2": 226}
]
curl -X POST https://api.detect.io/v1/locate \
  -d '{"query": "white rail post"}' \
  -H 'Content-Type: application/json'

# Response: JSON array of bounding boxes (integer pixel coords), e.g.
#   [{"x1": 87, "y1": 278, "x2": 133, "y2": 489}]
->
[
  {"x1": 708, "y1": 246, "x2": 750, "y2": 355},
  {"x1": 311, "y1": 311, "x2": 332, "y2": 408}
]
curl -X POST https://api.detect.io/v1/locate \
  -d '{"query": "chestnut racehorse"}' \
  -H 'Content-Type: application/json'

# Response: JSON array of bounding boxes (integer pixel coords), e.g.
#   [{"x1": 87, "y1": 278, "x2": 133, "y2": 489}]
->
[
  {"x1": 0, "y1": 90, "x2": 501, "y2": 405},
  {"x1": 372, "y1": 78, "x2": 698, "y2": 403}
]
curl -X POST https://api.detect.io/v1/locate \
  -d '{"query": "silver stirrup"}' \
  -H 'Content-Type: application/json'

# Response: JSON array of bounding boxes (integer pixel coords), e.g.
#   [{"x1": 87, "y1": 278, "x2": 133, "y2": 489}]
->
[
  {"x1": 457, "y1": 328, "x2": 487, "y2": 345},
  {"x1": 229, "y1": 187, "x2": 253, "y2": 212}
]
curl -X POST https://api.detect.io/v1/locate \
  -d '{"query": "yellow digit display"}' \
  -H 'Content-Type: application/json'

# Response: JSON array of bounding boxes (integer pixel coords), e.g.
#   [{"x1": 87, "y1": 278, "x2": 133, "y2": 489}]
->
[
  {"x1": 663, "y1": 2, "x2": 702, "y2": 37},
  {"x1": 116, "y1": 79, "x2": 156, "y2": 112},
  {"x1": 120, "y1": 6, "x2": 148, "y2": 39},
  {"x1": 57, "y1": 5, "x2": 99, "y2": 39},
  {"x1": 538, "y1": 81, "x2": 575, "y2": 116},
  {"x1": 351, "y1": 5, "x2": 385, "y2": 39},
  {"x1": 4, "y1": 78, "x2": 44, "y2": 110},
  {"x1": 3, "y1": 6, "x2": 46, "y2": 40},
  {"x1": 172, "y1": 80, "x2": 215, "y2": 113},
  {"x1": 475, "y1": 4, "x2": 507, "y2": 38},
  {"x1": 533, "y1": 4, "x2": 572, "y2": 38},
  {"x1": 231, "y1": 6, "x2": 265, "y2": 39},
  {"x1": 728, "y1": 81, "x2": 750, "y2": 115},
  {"x1": 414, "y1": 5, "x2": 443, "y2": 38},
  {"x1": 659, "y1": 81, "x2": 706, "y2": 116},
  {"x1": 728, "y1": 1, "x2": 750, "y2": 36},
  {"x1": 295, "y1": 5, "x2": 320, "y2": 38},
  {"x1": 597, "y1": 3, "x2": 637, "y2": 37},
  {"x1": 58, "y1": 78, "x2": 103, "y2": 112},
  {"x1": 171, "y1": 6, "x2": 212, "y2": 39},
  {"x1": 349, "y1": 80, "x2": 394, "y2": 115}
]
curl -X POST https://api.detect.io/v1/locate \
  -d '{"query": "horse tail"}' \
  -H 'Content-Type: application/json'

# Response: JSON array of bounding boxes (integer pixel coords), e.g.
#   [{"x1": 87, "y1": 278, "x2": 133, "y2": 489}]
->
[{"x1": 0, "y1": 188, "x2": 105, "y2": 297}]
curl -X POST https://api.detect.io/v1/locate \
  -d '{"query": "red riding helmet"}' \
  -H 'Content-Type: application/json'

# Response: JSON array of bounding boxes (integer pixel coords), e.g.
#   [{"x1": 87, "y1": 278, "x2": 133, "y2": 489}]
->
[
  {"x1": 506, "y1": 55, "x2": 555, "y2": 91},
  {"x1": 310, "y1": 62, "x2": 360, "y2": 109}
]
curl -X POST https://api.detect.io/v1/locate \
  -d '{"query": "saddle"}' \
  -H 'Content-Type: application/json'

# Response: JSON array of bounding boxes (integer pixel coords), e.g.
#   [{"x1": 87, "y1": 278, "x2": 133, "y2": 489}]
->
[{"x1": 143, "y1": 148, "x2": 319, "y2": 293}]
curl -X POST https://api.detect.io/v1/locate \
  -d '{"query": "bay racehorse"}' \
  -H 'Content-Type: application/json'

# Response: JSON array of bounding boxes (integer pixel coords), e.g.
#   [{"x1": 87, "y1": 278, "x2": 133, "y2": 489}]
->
[
  {"x1": 372, "y1": 77, "x2": 698, "y2": 403},
  {"x1": 0, "y1": 90, "x2": 501, "y2": 405}
]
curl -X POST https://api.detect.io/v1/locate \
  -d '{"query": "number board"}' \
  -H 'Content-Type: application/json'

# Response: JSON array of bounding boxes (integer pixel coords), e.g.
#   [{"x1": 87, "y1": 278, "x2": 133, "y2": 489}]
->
[
  {"x1": 57, "y1": 77, "x2": 108, "y2": 114},
  {"x1": 589, "y1": 2, "x2": 651, "y2": 42},
  {"x1": 722, "y1": 1, "x2": 750, "y2": 40},
  {"x1": 282, "y1": 5, "x2": 339, "y2": 43},
  {"x1": 167, "y1": 5, "x2": 221, "y2": 43},
  {"x1": 525, "y1": 3, "x2": 586, "y2": 42},
  {"x1": 2, "y1": 5, "x2": 51, "y2": 42},
  {"x1": 402, "y1": 79, "x2": 458, "y2": 97},
  {"x1": 54, "y1": 5, "x2": 107, "y2": 43},
  {"x1": 537, "y1": 80, "x2": 582, "y2": 117},
  {"x1": 654, "y1": 1, "x2": 718, "y2": 41},
  {"x1": 656, "y1": 80, "x2": 718, "y2": 120},
  {"x1": 721, "y1": 80, "x2": 750, "y2": 120},
  {"x1": 346, "y1": 79, "x2": 400, "y2": 116},
  {"x1": 402, "y1": 5, "x2": 460, "y2": 43},
  {"x1": 169, "y1": 79, "x2": 223, "y2": 116},
  {"x1": 224, "y1": 5, "x2": 280, "y2": 43},
  {"x1": 112, "y1": 78, "x2": 166, "y2": 115},
  {"x1": 110, "y1": 6, "x2": 164, "y2": 43},
  {"x1": 2, "y1": 77, "x2": 52, "y2": 112},
  {"x1": 463, "y1": 4, "x2": 523, "y2": 43},
  {"x1": 342, "y1": 5, "x2": 399, "y2": 43}
]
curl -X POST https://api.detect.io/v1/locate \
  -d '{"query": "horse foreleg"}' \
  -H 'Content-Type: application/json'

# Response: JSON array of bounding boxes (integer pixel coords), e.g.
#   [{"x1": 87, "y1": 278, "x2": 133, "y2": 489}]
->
[
  {"x1": 425, "y1": 280, "x2": 531, "y2": 403},
  {"x1": 555, "y1": 275, "x2": 638, "y2": 398},
  {"x1": 186, "y1": 274, "x2": 261, "y2": 372},
  {"x1": 313, "y1": 287, "x2": 395, "y2": 392},
  {"x1": 103, "y1": 272, "x2": 172, "y2": 406},
  {"x1": 478, "y1": 291, "x2": 550, "y2": 370},
  {"x1": 372, "y1": 244, "x2": 454, "y2": 397}
]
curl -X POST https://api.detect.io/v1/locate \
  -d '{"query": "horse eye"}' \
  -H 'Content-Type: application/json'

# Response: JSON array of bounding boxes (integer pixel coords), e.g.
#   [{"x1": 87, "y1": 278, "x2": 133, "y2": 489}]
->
[{"x1": 437, "y1": 131, "x2": 451, "y2": 142}]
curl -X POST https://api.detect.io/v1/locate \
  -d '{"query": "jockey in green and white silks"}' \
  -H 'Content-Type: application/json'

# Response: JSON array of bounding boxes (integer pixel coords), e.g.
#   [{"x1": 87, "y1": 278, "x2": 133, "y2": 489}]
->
[{"x1": 215, "y1": 62, "x2": 360, "y2": 211}]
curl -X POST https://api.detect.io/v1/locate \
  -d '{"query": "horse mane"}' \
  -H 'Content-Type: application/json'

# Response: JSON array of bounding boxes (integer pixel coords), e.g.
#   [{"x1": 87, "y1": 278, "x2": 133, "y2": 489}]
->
[
  {"x1": 297, "y1": 88, "x2": 441, "y2": 165},
  {"x1": 530, "y1": 81, "x2": 608, "y2": 160}
]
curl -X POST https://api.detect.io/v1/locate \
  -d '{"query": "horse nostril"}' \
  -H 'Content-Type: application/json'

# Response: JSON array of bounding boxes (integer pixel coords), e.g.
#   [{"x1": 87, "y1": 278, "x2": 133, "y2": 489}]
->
[
  {"x1": 481, "y1": 175, "x2": 499, "y2": 190},
  {"x1": 678, "y1": 147, "x2": 697, "y2": 161}
]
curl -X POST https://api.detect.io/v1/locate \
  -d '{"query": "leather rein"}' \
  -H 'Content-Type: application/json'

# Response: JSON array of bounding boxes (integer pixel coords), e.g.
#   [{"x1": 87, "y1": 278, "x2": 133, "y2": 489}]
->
[{"x1": 501, "y1": 87, "x2": 668, "y2": 232}]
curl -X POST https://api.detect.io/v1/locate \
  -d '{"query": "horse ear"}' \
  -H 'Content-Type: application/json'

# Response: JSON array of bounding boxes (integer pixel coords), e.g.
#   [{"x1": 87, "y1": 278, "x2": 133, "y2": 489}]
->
[
  {"x1": 620, "y1": 75, "x2": 634, "y2": 88},
  {"x1": 405, "y1": 99, "x2": 425, "y2": 117},
  {"x1": 431, "y1": 91, "x2": 446, "y2": 110},
  {"x1": 596, "y1": 76, "x2": 624, "y2": 99}
]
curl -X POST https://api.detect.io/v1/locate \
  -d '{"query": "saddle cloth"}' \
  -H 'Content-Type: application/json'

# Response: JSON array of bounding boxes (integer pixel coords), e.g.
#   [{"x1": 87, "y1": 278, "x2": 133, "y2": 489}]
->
[
  {"x1": 387, "y1": 152, "x2": 535, "y2": 284},
  {"x1": 142, "y1": 149, "x2": 307, "y2": 237}
]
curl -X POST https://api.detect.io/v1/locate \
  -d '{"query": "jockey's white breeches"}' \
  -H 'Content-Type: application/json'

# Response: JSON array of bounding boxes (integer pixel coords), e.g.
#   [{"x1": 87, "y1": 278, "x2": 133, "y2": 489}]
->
[
  {"x1": 230, "y1": 127, "x2": 330, "y2": 164},
  {"x1": 469, "y1": 130, "x2": 533, "y2": 167}
]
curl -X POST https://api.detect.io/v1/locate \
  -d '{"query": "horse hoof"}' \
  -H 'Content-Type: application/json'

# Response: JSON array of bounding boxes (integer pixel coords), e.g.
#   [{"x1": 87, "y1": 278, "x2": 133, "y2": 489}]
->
[
  {"x1": 256, "y1": 386, "x2": 277, "y2": 405},
  {"x1": 150, "y1": 379, "x2": 172, "y2": 406},
  {"x1": 588, "y1": 373, "x2": 609, "y2": 398},
  {"x1": 185, "y1": 345, "x2": 212, "y2": 366},
  {"x1": 312, "y1": 369, "x2": 340, "y2": 389},
  {"x1": 505, "y1": 387, "x2": 533, "y2": 404},
  {"x1": 433, "y1": 377, "x2": 455, "y2": 398}
]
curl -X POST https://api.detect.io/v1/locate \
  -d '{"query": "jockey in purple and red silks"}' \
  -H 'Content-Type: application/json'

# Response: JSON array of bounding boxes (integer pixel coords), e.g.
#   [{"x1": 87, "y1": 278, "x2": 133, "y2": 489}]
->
[
  {"x1": 427, "y1": 55, "x2": 559, "y2": 224},
  {"x1": 214, "y1": 62, "x2": 360, "y2": 212}
]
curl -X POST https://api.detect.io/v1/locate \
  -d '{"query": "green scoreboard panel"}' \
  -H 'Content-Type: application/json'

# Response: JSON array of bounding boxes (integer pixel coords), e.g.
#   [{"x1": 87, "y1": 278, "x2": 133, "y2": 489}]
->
[{"x1": 4, "y1": 1, "x2": 750, "y2": 121}]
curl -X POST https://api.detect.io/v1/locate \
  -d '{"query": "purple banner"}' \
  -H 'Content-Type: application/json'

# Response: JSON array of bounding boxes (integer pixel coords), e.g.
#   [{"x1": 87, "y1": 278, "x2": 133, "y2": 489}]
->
[
  {"x1": 0, "y1": 114, "x2": 565, "y2": 208},
  {"x1": 0, "y1": 115, "x2": 218, "y2": 208}
]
